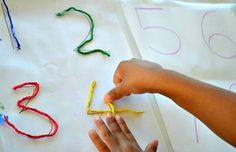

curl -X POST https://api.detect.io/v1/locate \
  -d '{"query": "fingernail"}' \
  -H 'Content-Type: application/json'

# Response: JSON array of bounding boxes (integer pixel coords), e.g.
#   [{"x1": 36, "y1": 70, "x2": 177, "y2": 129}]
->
[
  {"x1": 88, "y1": 129, "x2": 95, "y2": 134},
  {"x1": 104, "y1": 94, "x2": 112, "y2": 103},
  {"x1": 88, "y1": 129, "x2": 97, "y2": 137},
  {"x1": 115, "y1": 115, "x2": 121, "y2": 121},
  {"x1": 153, "y1": 140, "x2": 158, "y2": 145},
  {"x1": 107, "y1": 112, "x2": 112, "y2": 118},
  {"x1": 93, "y1": 115, "x2": 101, "y2": 121}
]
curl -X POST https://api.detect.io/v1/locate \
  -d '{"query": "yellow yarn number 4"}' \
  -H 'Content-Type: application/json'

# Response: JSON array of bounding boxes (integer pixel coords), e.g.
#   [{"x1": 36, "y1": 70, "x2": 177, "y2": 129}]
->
[{"x1": 86, "y1": 80, "x2": 144, "y2": 115}]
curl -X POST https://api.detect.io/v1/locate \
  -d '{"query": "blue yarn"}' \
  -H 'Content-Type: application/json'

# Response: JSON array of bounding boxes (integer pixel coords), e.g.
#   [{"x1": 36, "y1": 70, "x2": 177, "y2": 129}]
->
[
  {"x1": 0, "y1": 114, "x2": 8, "y2": 124},
  {"x1": 2, "y1": 0, "x2": 21, "y2": 49}
]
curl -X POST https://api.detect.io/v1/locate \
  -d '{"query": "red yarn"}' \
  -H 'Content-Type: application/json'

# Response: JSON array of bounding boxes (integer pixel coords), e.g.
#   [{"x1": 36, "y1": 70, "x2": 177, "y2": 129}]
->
[{"x1": 2, "y1": 82, "x2": 59, "y2": 139}]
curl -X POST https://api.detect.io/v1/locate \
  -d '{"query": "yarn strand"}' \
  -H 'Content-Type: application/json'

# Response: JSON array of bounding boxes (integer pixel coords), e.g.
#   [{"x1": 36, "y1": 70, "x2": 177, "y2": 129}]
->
[
  {"x1": 0, "y1": 102, "x2": 4, "y2": 110},
  {"x1": 2, "y1": 82, "x2": 59, "y2": 139},
  {"x1": 1, "y1": 0, "x2": 21, "y2": 50},
  {"x1": 86, "y1": 80, "x2": 144, "y2": 115},
  {"x1": 56, "y1": 7, "x2": 110, "y2": 57}
]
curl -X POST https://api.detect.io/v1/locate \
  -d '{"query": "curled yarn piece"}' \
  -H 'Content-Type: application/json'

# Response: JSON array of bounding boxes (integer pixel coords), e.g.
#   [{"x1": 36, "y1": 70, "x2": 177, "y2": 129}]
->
[
  {"x1": 86, "y1": 80, "x2": 144, "y2": 115},
  {"x1": 56, "y1": 7, "x2": 110, "y2": 57},
  {"x1": 1, "y1": 0, "x2": 21, "y2": 50},
  {"x1": 2, "y1": 82, "x2": 59, "y2": 139}
]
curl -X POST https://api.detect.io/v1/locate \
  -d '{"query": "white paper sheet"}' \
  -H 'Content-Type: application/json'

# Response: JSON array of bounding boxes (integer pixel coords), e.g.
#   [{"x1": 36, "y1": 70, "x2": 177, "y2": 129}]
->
[
  {"x1": 122, "y1": 1, "x2": 236, "y2": 152},
  {"x1": 0, "y1": 0, "x2": 169, "y2": 152},
  {"x1": 155, "y1": 80, "x2": 236, "y2": 152}
]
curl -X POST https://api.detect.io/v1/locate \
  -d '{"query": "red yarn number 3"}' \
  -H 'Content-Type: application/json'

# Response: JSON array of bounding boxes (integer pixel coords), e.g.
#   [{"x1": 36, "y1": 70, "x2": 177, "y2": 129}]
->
[{"x1": 3, "y1": 82, "x2": 59, "y2": 139}]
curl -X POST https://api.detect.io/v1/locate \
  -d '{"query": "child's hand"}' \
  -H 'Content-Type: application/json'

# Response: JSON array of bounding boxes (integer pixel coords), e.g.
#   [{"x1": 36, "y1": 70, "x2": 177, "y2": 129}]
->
[
  {"x1": 104, "y1": 59, "x2": 163, "y2": 102},
  {"x1": 88, "y1": 113, "x2": 158, "y2": 152}
]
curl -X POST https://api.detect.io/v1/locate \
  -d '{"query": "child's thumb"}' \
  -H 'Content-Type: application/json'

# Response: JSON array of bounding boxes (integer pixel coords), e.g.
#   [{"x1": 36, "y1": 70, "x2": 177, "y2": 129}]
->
[{"x1": 104, "y1": 85, "x2": 127, "y2": 103}]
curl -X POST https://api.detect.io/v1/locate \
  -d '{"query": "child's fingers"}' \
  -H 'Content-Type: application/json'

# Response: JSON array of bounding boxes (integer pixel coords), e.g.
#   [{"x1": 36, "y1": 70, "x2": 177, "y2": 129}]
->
[
  {"x1": 93, "y1": 115, "x2": 112, "y2": 138},
  {"x1": 88, "y1": 129, "x2": 110, "y2": 152},
  {"x1": 144, "y1": 140, "x2": 158, "y2": 152},
  {"x1": 113, "y1": 72, "x2": 122, "y2": 86},
  {"x1": 106, "y1": 113, "x2": 122, "y2": 133},
  {"x1": 115, "y1": 115, "x2": 137, "y2": 142},
  {"x1": 104, "y1": 85, "x2": 127, "y2": 103}
]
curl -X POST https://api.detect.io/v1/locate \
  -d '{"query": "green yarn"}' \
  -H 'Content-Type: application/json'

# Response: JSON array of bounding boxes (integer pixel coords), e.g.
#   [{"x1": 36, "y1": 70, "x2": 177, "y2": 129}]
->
[
  {"x1": 56, "y1": 7, "x2": 110, "y2": 57},
  {"x1": 0, "y1": 102, "x2": 4, "y2": 110}
]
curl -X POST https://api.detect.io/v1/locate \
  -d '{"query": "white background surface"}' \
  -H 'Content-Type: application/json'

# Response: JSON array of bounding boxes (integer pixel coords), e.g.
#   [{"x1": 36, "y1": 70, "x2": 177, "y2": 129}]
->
[
  {"x1": 0, "y1": 0, "x2": 168, "y2": 152},
  {"x1": 121, "y1": 1, "x2": 236, "y2": 152}
]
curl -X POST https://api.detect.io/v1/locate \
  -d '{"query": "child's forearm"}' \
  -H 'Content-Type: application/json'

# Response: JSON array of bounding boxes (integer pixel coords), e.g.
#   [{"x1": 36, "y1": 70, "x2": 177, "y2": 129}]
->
[
  {"x1": 104, "y1": 59, "x2": 236, "y2": 147},
  {"x1": 157, "y1": 69, "x2": 236, "y2": 147}
]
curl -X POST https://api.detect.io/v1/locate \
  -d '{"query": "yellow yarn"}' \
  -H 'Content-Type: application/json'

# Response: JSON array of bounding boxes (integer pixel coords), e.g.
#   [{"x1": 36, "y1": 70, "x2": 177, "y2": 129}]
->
[{"x1": 86, "y1": 80, "x2": 144, "y2": 115}]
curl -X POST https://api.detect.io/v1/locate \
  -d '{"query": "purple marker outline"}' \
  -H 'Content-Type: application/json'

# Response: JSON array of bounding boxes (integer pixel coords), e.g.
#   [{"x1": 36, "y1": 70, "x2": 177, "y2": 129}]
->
[
  {"x1": 229, "y1": 83, "x2": 236, "y2": 92},
  {"x1": 135, "y1": 7, "x2": 181, "y2": 55},
  {"x1": 144, "y1": 26, "x2": 181, "y2": 55},
  {"x1": 201, "y1": 10, "x2": 236, "y2": 59},
  {"x1": 135, "y1": 7, "x2": 164, "y2": 29},
  {"x1": 194, "y1": 117, "x2": 199, "y2": 143},
  {"x1": 208, "y1": 33, "x2": 236, "y2": 57}
]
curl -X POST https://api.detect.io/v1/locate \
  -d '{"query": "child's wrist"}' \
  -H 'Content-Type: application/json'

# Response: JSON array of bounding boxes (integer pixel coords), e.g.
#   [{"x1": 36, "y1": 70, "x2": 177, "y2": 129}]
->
[{"x1": 151, "y1": 69, "x2": 175, "y2": 95}]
